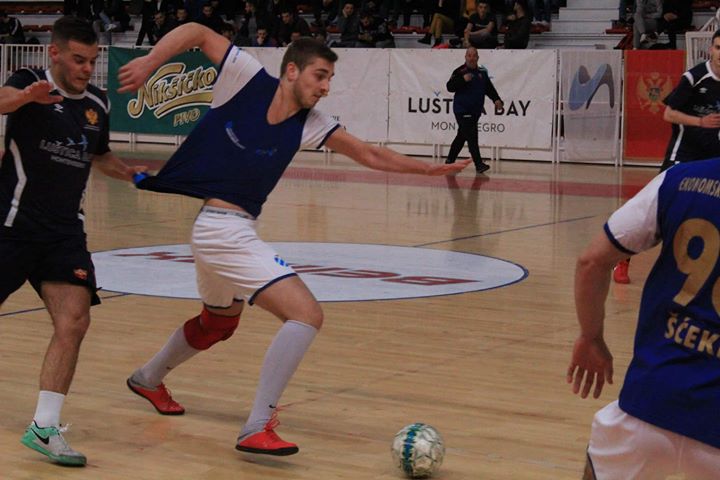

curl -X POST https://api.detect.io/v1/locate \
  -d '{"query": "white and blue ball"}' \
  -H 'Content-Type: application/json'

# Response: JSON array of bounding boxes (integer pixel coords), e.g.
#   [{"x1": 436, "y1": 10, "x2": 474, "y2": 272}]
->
[{"x1": 391, "y1": 423, "x2": 445, "y2": 478}]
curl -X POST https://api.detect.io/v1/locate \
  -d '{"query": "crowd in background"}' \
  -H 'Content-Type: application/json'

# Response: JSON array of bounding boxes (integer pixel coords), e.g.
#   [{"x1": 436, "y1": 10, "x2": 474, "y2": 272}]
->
[
  {"x1": 0, "y1": 0, "x2": 698, "y2": 49},
  {"x1": 55, "y1": 0, "x2": 574, "y2": 48}
]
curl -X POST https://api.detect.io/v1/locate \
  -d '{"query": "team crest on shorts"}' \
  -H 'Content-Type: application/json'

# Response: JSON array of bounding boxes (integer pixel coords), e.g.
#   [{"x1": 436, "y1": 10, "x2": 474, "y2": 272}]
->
[{"x1": 73, "y1": 268, "x2": 88, "y2": 280}]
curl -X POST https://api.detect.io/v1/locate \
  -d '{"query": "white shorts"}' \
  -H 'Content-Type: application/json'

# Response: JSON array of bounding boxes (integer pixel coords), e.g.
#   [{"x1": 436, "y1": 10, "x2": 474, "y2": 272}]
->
[
  {"x1": 588, "y1": 401, "x2": 720, "y2": 480},
  {"x1": 191, "y1": 206, "x2": 296, "y2": 308}
]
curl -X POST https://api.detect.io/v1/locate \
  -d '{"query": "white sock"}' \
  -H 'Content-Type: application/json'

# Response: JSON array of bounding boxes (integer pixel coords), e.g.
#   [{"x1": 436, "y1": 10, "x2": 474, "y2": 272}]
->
[
  {"x1": 239, "y1": 320, "x2": 317, "y2": 438},
  {"x1": 133, "y1": 327, "x2": 200, "y2": 388},
  {"x1": 33, "y1": 391, "x2": 65, "y2": 428}
]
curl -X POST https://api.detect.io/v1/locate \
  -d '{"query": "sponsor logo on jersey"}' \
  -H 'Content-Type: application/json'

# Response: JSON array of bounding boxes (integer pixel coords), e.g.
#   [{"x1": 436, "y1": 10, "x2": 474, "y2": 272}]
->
[
  {"x1": 53, "y1": 104, "x2": 64, "y2": 114},
  {"x1": 93, "y1": 243, "x2": 527, "y2": 302},
  {"x1": 569, "y1": 64, "x2": 615, "y2": 110},
  {"x1": 225, "y1": 121, "x2": 246, "y2": 149},
  {"x1": 636, "y1": 73, "x2": 672, "y2": 114}
]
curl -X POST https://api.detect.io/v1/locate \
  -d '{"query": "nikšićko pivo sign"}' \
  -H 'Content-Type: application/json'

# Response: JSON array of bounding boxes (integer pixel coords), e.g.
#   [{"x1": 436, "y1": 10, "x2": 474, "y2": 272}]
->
[{"x1": 107, "y1": 47, "x2": 217, "y2": 135}]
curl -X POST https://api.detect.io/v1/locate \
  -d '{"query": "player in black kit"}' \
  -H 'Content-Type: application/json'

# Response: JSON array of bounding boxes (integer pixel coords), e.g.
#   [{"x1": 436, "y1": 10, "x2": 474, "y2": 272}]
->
[
  {"x1": 0, "y1": 16, "x2": 146, "y2": 466},
  {"x1": 613, "y1": 29, "x2": 720, "y2": 285}
]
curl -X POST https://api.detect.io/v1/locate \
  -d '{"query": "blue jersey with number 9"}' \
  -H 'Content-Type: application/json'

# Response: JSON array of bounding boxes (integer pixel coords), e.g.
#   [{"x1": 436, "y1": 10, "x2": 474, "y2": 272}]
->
[{"x1": 604, "y1": 159, "x2": 720, "y2": 449}]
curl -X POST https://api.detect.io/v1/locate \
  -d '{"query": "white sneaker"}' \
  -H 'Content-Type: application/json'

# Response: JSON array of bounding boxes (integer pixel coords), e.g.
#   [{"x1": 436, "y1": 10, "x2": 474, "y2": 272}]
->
[{"x1": 20, "y1": 422, "x2": 86, "y2": 466}]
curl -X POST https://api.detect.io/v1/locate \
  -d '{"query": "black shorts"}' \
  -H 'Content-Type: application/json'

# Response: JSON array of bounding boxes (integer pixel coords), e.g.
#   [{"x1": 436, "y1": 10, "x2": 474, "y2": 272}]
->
[{"x1": 0, "y1": 232, "x2": 101, "y2": 306}]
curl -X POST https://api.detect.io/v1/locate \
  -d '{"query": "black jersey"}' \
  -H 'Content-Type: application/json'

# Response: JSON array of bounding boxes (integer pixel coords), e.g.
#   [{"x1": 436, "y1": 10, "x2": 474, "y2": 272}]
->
[
  {"x1": 1, "y1": 68, "x2": 110, "y2": 238},
  {"x1": 663, "y1": 61, "x2": 720, "y2": 163}
]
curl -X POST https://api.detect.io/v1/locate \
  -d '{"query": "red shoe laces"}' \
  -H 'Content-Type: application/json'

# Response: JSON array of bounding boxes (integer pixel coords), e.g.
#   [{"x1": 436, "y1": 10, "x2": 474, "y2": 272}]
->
[
  {"x1": 264, "y1": 409, "x2": 282, "y2": 431},
  {"x1": 157, "y1": 384, "x2": 178, "y2": 405}
]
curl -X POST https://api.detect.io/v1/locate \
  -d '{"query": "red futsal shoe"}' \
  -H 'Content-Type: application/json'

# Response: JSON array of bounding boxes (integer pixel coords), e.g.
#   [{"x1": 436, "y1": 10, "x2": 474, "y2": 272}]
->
[
  {"x1": 127, "y1": 377, "x2": 185, "y2": 415},
  {"x1": 236, "y1": 414, "x2": 299, "y2": 456},
  {"x1": 613, "y1": 259, "x2": 630, "y2": 284}
]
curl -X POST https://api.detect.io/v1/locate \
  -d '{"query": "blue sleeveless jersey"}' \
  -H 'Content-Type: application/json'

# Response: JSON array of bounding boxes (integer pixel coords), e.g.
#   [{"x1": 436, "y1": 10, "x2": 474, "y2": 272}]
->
[
  {"x1": 138, "y1": 46, "x2": 340, "y2": 218},
  {"x1": 606, "y1": 159, "x2": 720, "y2": 448}
]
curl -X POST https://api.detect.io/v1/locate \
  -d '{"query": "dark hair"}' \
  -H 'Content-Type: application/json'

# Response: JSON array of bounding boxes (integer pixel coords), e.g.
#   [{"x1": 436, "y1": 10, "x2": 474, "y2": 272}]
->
[
  {"x1": 714, "y1": 29, "x2": 720, "y2": 42},
  {"x1": 51, "y1": 15, "x2": 98, "y2": 46},
  {"x1": 514, "y1": 0, "x2": 528, "y2": 11},
  {"x1": 280, "y1": 37, "x2": 337, "y2": 75},
  {"x1": 0, "y1": 10, "x2": 7, "y2": 18}
]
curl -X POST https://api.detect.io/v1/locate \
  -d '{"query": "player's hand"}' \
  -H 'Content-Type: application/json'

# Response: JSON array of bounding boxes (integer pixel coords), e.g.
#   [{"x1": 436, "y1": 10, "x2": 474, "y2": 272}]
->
[
  {"x1": 117, "y1": 57, "x2": 156, "y2": 93},
  {"x1": 699, "y1": 113, "x2": 720, "y2": 129},
  {"x1": 494, "y1": 99, "x2": 504, "y2": 110},
  {"x1": 126, "y1": 165, "x2": 150, "y2": 182},
  {"x1": 426, "y1": 159, "x2": 472, "y2": 175},
  {"x1": 567, "y1": 335, "x2": 613, "y2": 399},
  {"x1": 23, "y1": 81, "x2": 63, "y2": 105}
]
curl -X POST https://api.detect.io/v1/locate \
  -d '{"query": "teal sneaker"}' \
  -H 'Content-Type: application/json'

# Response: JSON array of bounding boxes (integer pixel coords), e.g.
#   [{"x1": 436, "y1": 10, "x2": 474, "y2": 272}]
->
[{"x1": 20, "y1": 422, "x2": 86, "y2": 466}]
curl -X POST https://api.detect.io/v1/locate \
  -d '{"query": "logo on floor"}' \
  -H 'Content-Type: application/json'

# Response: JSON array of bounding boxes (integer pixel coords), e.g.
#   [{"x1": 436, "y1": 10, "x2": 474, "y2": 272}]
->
[{"x1": 93, "y1": 243, "x2": 527, "y2": 302}]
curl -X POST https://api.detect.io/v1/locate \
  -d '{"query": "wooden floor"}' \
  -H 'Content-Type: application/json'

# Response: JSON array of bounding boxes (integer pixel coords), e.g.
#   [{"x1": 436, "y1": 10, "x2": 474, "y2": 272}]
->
[{"x1": 0, "y1": 148, "x2": 663, "y2": 480}]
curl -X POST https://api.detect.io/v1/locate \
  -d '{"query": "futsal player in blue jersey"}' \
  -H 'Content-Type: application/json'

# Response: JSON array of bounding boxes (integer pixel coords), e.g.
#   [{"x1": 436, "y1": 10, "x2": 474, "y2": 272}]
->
[
  {"x1": 613, "y1": 29, "x2": 720, "y2": 285},
  {"x1": 568, "y1": 160, "x2": 720, "y2": 478},
  {"x1": 0, "y1": 16, "x2": 147, "y2": 466},
  {"x1": 117, "y1": 23, "x2": 471, "y2": 456}
]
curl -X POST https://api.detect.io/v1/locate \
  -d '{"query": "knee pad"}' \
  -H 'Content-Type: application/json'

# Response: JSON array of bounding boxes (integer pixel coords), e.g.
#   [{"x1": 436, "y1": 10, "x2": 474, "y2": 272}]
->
[{"x1": 183, "y1": 308, "x2": 240, "y2": 350}]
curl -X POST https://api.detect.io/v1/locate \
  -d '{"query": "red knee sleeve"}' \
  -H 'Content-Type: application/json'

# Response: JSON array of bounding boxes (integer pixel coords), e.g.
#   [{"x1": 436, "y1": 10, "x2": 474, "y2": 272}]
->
[{"x1": 183, "y1": 308, "x2": 240, "y2": 350}]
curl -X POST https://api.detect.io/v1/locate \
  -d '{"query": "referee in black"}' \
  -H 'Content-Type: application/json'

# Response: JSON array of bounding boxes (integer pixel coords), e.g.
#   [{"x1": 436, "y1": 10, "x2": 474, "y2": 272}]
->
[
  {"x1": 0, "y1": 16, "x2": 146, "y2": 465},
  {"x1": 445, "y1": 46, "x2": 503, "y2": 174}
]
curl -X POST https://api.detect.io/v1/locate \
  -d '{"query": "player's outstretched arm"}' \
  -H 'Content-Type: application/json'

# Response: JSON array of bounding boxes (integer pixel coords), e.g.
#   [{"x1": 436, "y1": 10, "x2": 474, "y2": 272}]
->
[
  {"x1": 0, "y1": 82, "x2": 63, "y2": 114},
  {"x1": 93, "y1": 151, "x2": 148, "y2": 182},
  {"x1": 324, "y1": 129, "x2": 471, "y2": 175},
  {"x1": 117, "y1": 23, "x2": 230, "y2": 94},
  {"x1": 567, "y1": 233, "x2": 624, "y2": 399}
]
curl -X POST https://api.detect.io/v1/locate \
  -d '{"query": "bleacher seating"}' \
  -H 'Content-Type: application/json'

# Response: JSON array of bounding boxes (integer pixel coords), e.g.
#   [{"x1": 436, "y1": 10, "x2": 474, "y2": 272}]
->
[{"x1": 2, "y1": 0, "x2": 720, "y2": 49}]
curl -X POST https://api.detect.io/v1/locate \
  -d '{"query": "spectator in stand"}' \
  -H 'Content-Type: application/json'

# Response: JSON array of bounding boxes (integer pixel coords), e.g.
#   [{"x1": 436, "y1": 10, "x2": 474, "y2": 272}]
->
[
  {"x1": 659, "y1": 0, "x2": 692, "y2": 49},
  {"x1": 0, "y1": 10, "x2": 25, "y2": 45},
  {"x1": 106, "y1": 0, "x2": 132, "y2": 31},
  {"x1": 198, "y1": 3, "x2": 226, "y2": 33},
  {"x1": 238, "y1": 1, "x2": 271, "y2": 42},
  {"x1": 313, "y1": 0, "x2": 339, "y2": 26},
  {"x1": 418, "y1": 0, "x2": 460, "y2": 47},
  {"x1": 389, "y1": 0, "x2": 414, "y2": 27},
  {"x1": 464, "y1": 0, "x2": 496, "y2": 49},
  {"x1": 251, "y1": 26, "x2": 277, "y2": 46},
  {"x1": 500, "y1": 0, "x2": 531, "y2": 49},
  {"x1": 175, "y1": 6, "x2": 191, "y2": 25},
  {"x1": 357, "y1": 10, "x2": 395, "y2": 47},
  {"x1": 65, "y1": 0, "x2": 79, "y2": 15},
  {"x1": 289, "y1": 29, "x2": 303, "y2": 44},
  {"x1": 529, "y1": 0, "x2": 554, "y2": 29},
  {"x1": 333, "y1": 2, "x2": 360, "y2": 46},
  {"x1": 209, "y1": 0, "x2": 236, "y2": 22},
  {"x1": 489, "y1": 0, "x2": 507, "y2": 25},
  {"x1": 633, "y1": 0, "x2": 662, "y2": 49},
  {"x1": 219, "y1": 21, "x2": 236, "y2": 41},
  {"x1": 268, "y1": 0, "x2": 296, "y2": 21},
  {"x1": 184, "y1": 0, "x2": 203, "y2": 20},
  {"x1": 150, "y1": 10, "x2": 178, "y2": 44},
  {"x1": 274, "y1": 7, "x2": 311, "y2": 47},
  {"x1": 135, "y1": 0, "x2": 156, "y2": 45},
  {"x1": 314, "y1": 26, "x2": 331, "y2": 45}
]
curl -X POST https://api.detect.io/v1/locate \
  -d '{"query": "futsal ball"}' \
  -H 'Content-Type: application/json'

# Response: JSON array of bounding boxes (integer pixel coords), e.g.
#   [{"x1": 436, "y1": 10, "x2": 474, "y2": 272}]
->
[{"x1": 391, "y1": 423, "x2": 445, "y2": 478}]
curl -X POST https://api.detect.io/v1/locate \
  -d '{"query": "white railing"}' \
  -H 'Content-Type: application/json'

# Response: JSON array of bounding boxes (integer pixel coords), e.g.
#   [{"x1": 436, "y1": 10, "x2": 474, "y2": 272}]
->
[{"x1": 685, "y1": 10, "x2": 720, "y2": 69}]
